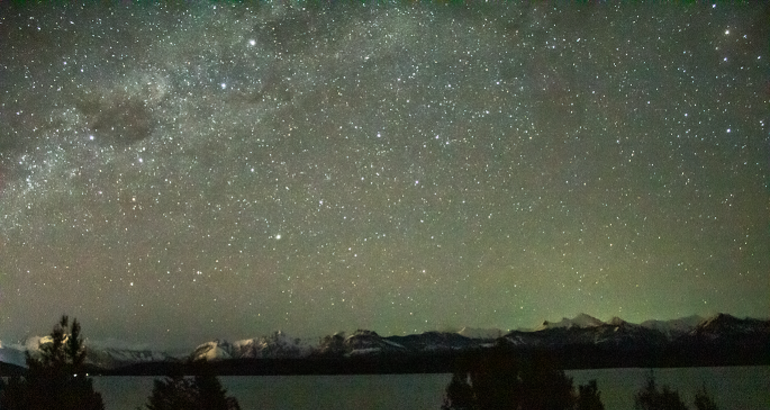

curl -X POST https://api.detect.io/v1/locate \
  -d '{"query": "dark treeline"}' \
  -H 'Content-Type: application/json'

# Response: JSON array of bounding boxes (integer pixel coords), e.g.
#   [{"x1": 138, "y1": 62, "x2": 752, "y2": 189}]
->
[
  {"x1": 442, "y1": 346, "x2": 604, "y2": 410},
  {"x1": 440, "y1": 342, "x2": 722, "y2": 410}
]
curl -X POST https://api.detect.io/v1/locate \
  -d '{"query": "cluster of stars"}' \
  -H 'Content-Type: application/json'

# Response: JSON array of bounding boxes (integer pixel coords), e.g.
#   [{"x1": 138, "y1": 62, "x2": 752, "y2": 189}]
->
[{"x1": 0, "y1": 2, "x2": 767, "y2": 348}]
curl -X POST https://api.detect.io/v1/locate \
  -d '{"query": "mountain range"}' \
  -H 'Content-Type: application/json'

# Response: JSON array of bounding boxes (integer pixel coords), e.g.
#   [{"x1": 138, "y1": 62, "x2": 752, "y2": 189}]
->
[{"x1": 1, "y1": 313, "x2": 767, "y2": 375}]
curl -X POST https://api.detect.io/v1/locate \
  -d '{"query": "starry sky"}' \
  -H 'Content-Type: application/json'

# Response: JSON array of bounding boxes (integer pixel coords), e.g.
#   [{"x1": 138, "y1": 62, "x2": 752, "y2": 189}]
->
[{"x1": 0, "y1": 2, "x2": 767, "y2": 350}]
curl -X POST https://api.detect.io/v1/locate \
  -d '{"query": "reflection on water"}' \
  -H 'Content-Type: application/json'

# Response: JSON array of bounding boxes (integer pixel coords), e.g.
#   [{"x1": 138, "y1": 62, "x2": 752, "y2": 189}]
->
[{"x1": 93, "y1": 366, "x2": 770, "y2": 410}]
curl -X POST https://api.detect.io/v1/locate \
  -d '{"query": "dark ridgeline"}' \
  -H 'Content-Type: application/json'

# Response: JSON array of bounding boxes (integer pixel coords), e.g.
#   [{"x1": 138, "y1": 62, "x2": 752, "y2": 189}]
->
[
  {"x1": 99, "y1": 314, "x2": 770, "y2": 376},
  {"x1": 0, "y1": 315, "x2": 104, "y2": 410}
]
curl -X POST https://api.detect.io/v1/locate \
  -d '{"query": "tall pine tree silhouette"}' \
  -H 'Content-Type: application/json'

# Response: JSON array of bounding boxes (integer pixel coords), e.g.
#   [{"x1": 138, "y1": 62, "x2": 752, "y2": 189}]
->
[{"x1": 0, "y1": 315, "x2": 104, "y2": 410}]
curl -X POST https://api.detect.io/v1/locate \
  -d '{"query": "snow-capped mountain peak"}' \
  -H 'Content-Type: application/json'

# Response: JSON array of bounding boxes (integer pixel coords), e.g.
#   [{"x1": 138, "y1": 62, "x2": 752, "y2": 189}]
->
[
  {"x1": 191, "y1": 331, "x2": 316, "y2": 361},
  {"x1": 191, "y1": 340, "x2": 232, "y2": 361},
  {"x1": 537, "y1": 313, "x2": 604, "y2": 330},
  {"x1": 607, "y1": 316, "x2": 628, "y2": 327},
  {"x1": 640, "y1": 315, "x2": 705, "y2": 337}
]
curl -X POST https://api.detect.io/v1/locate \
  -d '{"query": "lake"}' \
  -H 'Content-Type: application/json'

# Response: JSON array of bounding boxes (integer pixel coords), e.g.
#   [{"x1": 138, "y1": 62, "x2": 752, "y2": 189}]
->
[{"x1": 93, "y1": 366, "x2": 770, "y2": 410}]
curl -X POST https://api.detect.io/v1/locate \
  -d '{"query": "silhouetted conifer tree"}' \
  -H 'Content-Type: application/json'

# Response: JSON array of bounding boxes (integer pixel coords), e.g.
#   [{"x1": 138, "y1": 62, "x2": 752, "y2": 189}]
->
[
  {"x1": 0, "y1": 315, "x2": 104, "y2": 410},
  {"x1": 441, "y1": 372, "x2": 477, "y2": 410},
  {"x1": 633, "y1": 373, "x2": 722, "y2": 410},
  {"x1": 693, "y1": 384, "x2": 719, "y2": 410},
  {"x1": 576, "y1": 379, "x2": 605, "y2": 410},
  {"x1": 145, "y1": 375, "x2": 198, "y2": 410},
  {"x1": 143, "y1": 360, "x2": 240, "y2": 410},
  {"x1": 518, "y1": 353, "x2": 576, "y2": 410},
  {"x1": 442, "y1": 347, "x2": 604, "y2": 410},
  {"x1": 634, "y1": 373, "x2": 689, "y2": 410}
]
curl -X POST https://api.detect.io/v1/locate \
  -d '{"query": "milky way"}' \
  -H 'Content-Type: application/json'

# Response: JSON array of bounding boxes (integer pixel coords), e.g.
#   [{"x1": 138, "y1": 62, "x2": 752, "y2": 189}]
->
[{"x1": 0, "y1": 2, "x2": 767, "y2": 349}]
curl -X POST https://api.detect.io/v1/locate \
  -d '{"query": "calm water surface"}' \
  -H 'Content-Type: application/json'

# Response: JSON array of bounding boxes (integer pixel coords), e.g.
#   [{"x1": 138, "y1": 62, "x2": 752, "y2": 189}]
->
[{"x1": 93, "y1": 366, "x2": 770, "y2": 410}]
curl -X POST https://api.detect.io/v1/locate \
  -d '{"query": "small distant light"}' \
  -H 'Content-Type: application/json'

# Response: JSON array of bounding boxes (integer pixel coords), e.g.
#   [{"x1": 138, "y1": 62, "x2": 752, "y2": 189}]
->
[
  {"x1": 221, "y1": 83, "x2": 227, "y2": 89},
  {"x1": 726, "y1": 128, "x2": 731, "y2": 133},
  {"x1": 725, "y1": 29, "x2": 729, "y2": 35},
  {"x1": 89, "y1": 135, "x2": 94, "y2": 140},
  {"x1": 249, "y1": 39, "x2": 256, "y2": 46},
  {"x1": 275, "y1": 234, "x2": 281, "y2": 240}
]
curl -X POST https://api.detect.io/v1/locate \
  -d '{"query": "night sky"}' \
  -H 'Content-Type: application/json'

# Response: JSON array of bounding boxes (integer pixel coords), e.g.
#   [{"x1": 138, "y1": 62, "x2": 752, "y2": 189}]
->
[{"x1": 0, "y1": 2, "x2": 767, "y2": 350}]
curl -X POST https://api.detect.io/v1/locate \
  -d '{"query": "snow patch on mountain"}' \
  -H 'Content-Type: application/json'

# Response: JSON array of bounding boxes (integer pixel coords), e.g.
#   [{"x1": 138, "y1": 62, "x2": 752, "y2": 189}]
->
[
  {"x1": 191, "y1": 331, "x2": 316, "y2": 361},
  {"x1": 382, "y1": 339, "x2": 406, "y2": 349},
  {"x1": 191, "y1": 340, "x2": 232, "y2": 361},
  {"x1": 457, "y1": 327, "x2": 504, "y2": 340},
  {"x1": 233, "y1": 331, "x2": 315, "y2": 359},
  {"x1": 346, "y1": 347, "x2": 381, "y2": 356},
  {"x1": 690, "y1": 313, "x2": 769, "y2": 341},
  {"x1": 0, "y1": 336, "x2": 174, "y2": 370}
]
